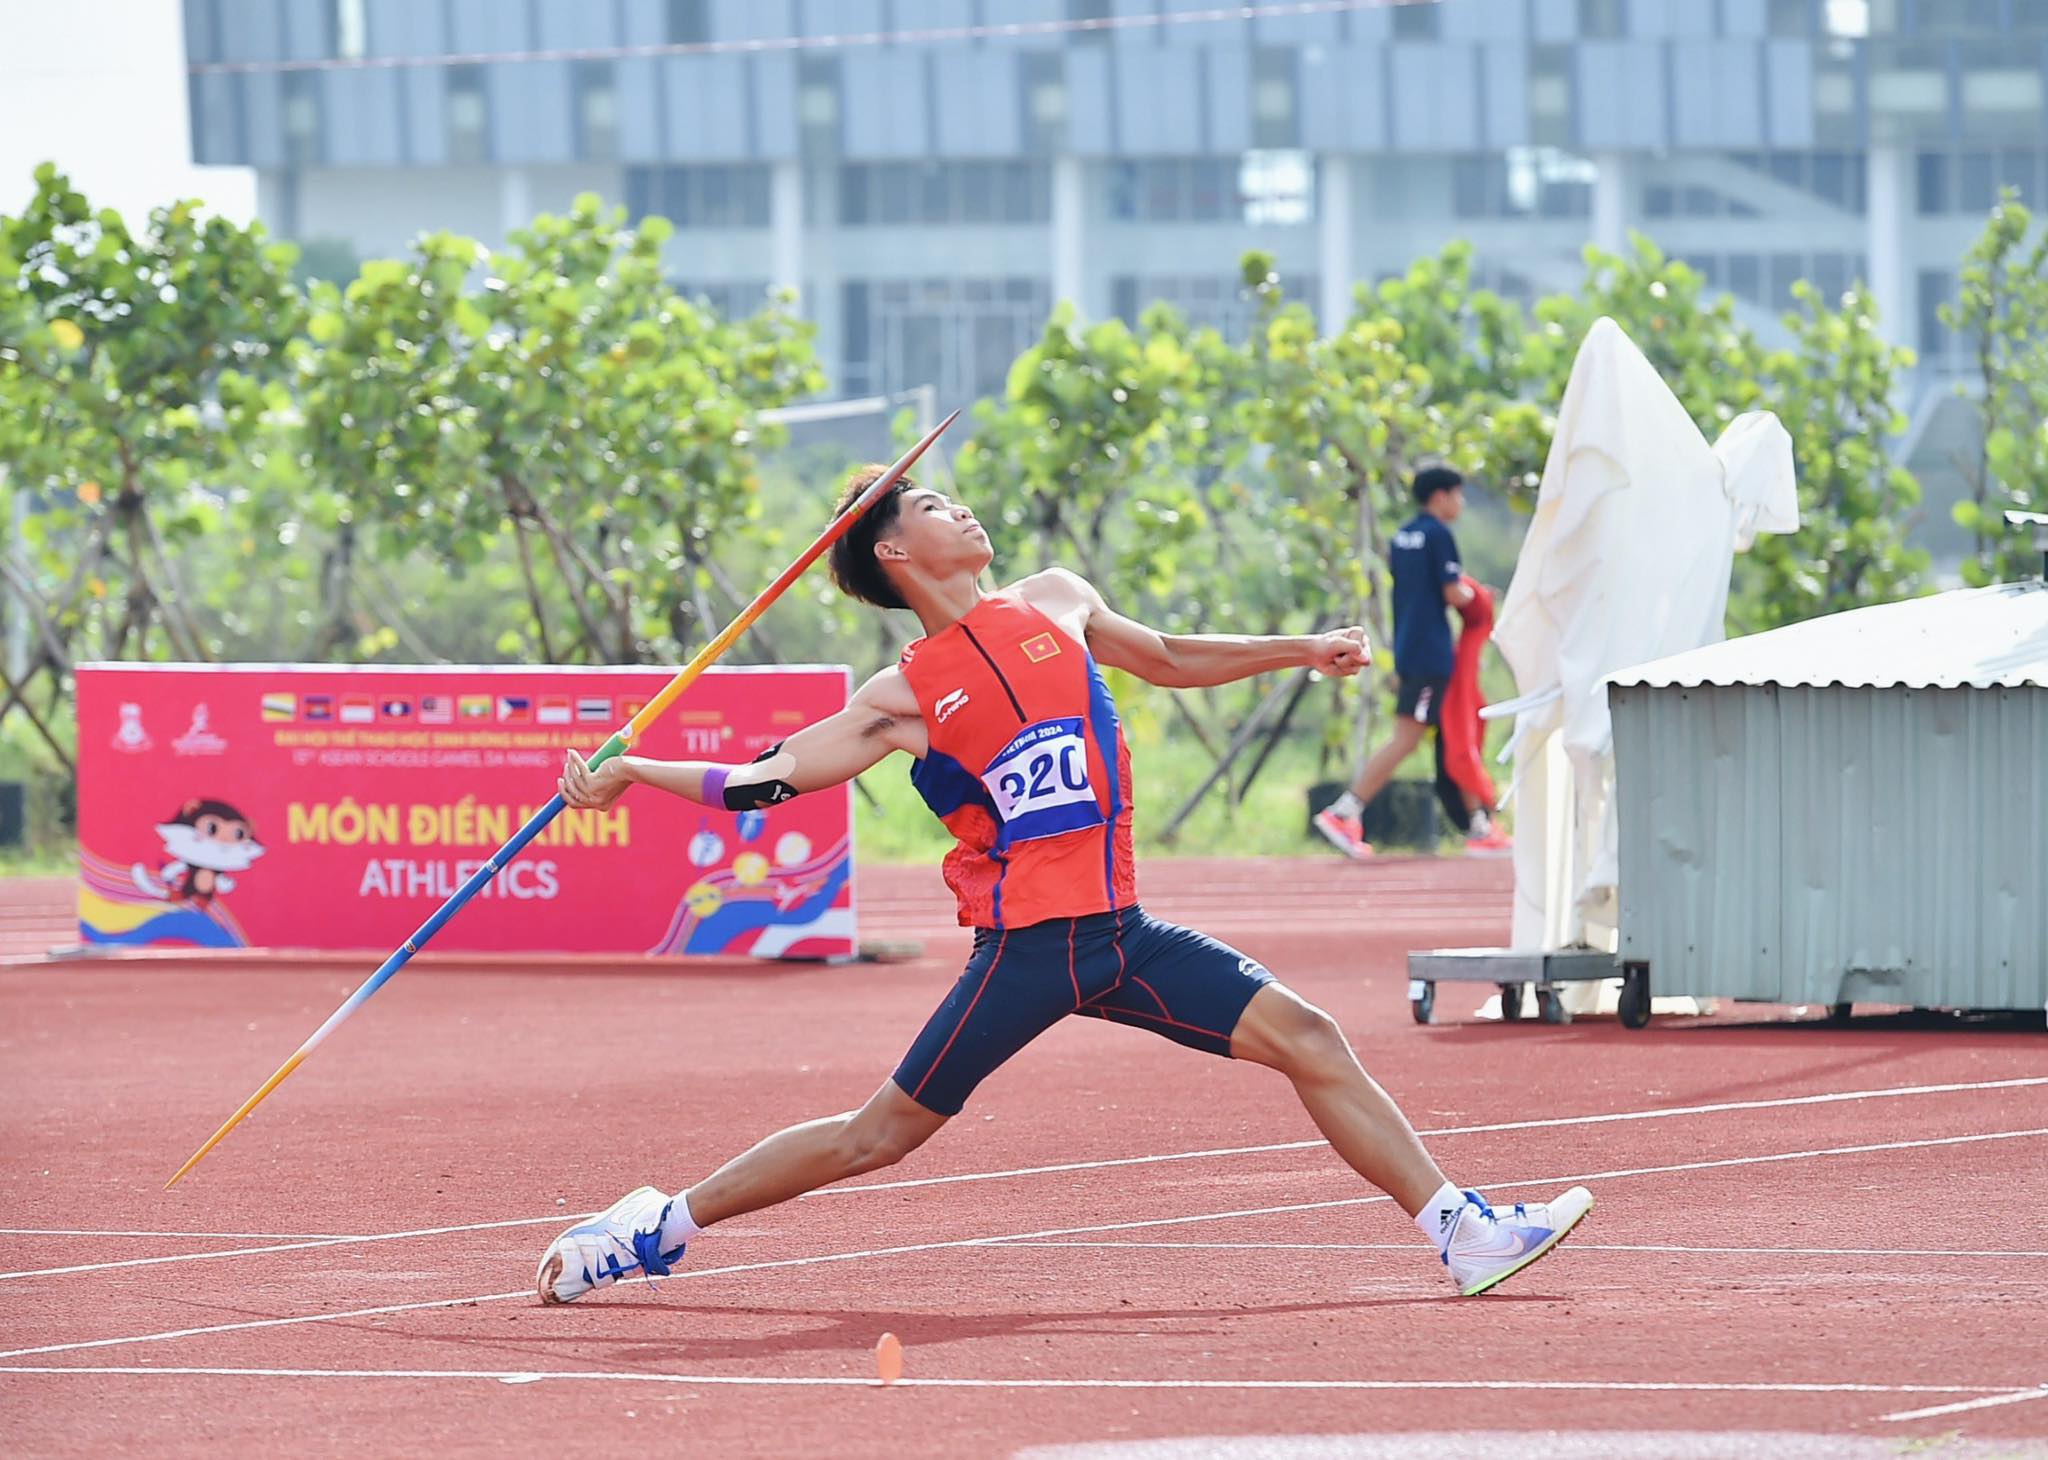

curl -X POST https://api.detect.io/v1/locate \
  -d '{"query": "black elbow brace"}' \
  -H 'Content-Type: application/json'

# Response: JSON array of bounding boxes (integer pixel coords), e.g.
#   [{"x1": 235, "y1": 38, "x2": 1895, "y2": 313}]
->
[{"x1": 718, "y1": 741, "x2": 799, "y2": 810}]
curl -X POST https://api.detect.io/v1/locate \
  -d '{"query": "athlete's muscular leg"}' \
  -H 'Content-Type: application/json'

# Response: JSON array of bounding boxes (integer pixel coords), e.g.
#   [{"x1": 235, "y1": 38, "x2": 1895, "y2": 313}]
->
[
  {"x1": 1230, "y1": 982, "x2": 1445, "y2": 1215},
  {"x1": 683, "y1": 1079, "x2": 947, "y2": 1227}
]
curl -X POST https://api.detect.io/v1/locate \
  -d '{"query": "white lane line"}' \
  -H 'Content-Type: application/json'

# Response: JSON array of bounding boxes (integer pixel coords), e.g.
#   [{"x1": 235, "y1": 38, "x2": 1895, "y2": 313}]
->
[
  {"x1": 1879, "y1": 1386, "x2": 2048, "y2": 1422},
  {"x1": 16, "y1": 1072, "x2": 2040, "y2": 1284},
  {"x1": 0, "y1": 1366, "x2": 2023, "y2": 1399},
  {"x1": 809, "y1": 1075, "x2": 2048, "y2": 1198},
  {"x1": 996, "y1": 1242, "x2": 2048, "y2": 1259},
  {"x1": 0, "y1": 1214, "x2": 598, "y2": 1283},
  {"x1": 4, "y1": 1124, "x2": 2042, "y2": 1363},
  {"x1": 0, "y1": 1229, "x2": 368, "y2": 1241}
]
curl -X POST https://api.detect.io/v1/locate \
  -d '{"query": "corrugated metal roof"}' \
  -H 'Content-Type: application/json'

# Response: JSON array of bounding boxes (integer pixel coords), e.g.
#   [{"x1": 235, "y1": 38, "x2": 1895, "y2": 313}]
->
[{"x1": 1608, "y1": 582, "x2": 2048, "y2": 690}]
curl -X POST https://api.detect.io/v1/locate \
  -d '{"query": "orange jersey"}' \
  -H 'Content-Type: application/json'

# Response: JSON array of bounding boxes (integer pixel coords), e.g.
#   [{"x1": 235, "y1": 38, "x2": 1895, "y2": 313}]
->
[{"x1": 899, "y1": 595, "x2": 1137, "y2": 929}]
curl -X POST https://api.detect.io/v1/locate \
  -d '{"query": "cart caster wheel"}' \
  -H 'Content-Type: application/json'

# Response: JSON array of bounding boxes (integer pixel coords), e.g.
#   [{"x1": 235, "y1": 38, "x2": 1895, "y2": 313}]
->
[
  {"x1": 1499, "y1": 983, "x2": 1525, "y2": 1022},
  {"x1": 1537, "y1": 988, "x2": 1571, "y2": 1025},
  {"x1": 1618, "y1": 966, "x2": 1652, "y2": 1029},
  {"x1": 1411, "y1": 983, "x2": 1435, "y2": 1025}
]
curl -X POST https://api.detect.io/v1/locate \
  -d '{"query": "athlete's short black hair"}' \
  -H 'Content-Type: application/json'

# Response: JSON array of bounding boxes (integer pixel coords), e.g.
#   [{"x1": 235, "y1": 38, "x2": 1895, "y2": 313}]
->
[
  {"x1": 827, "y1": 464, "x2": 913, "y2": 611},
  {"x1": 1411, "y1": 464, "x2": 1465, "y2": 506}
]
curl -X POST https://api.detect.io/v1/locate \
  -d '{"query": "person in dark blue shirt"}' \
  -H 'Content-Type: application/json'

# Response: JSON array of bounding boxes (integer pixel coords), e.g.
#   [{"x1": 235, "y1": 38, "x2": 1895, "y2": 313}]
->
[{"x1": 1315, "y1": 466, "x2": 1499, "y2": 857}]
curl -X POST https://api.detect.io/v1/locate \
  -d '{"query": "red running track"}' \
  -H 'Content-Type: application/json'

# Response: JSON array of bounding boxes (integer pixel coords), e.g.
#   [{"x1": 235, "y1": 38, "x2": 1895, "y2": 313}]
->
[{"x1": 3, "y1": 857, "x2": 2046, "y2": 1459}]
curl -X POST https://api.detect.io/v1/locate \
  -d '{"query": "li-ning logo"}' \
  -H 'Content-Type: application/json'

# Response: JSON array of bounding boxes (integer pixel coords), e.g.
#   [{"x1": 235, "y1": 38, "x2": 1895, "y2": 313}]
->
[{"x1": 935, "y1": 688, "x2": 971, "y2": 723}]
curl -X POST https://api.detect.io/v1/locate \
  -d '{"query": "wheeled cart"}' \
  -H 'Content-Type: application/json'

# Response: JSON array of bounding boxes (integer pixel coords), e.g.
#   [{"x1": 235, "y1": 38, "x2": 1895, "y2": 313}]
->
[{"x1": 1404, "y1": 948, "x2": 1654, "y2": 1028}]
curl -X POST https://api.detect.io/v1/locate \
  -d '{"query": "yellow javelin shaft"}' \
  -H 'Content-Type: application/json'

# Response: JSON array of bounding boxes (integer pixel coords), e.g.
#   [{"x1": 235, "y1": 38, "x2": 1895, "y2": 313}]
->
[{"x1": 166, "y1": 413, "x2": 958, "y2": 1189}]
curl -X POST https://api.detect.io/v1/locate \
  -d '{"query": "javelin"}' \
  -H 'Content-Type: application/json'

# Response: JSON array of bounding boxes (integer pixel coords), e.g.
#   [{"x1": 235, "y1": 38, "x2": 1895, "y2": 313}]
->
[{"x1": 166, "y1": 410, "x2": 958, "y2": 1189}]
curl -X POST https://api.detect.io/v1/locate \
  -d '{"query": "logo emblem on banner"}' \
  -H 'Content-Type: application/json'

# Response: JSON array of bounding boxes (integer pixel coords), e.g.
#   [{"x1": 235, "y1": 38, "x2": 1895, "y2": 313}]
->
[
  {"x1": 458, "y1": 694, "x2": 491, "y2": 721},
  {"x1": 303, "y1": 695, "x2": 334, "y2": 722},
  {"x1": 497, "y1": 695, "x2": 532, "y2": 724},
  {"x1": 538, "y1": 696, "x2": 571, "y2": 725},
  {"x1": 340, "y1": 696, "x2": 375, "y2": 725},
  {"x1": 112, "y1": 703, "x2": 153, "y2": 753},
  {"x1": 380, "y1": 696, "x2": 414, "y2": 721},
  {"x1": 576, "y1": 695, "x2": 611, "y2": 723},
  {"x1": 172, "y1": 704, "x2": 228, "y2": 756},
  {"x1": 420, "y1": 694, "x2": 453, "y2": 724},
  {"x1": 261, "y1": 693, "x2": 295, "y2": 722}
]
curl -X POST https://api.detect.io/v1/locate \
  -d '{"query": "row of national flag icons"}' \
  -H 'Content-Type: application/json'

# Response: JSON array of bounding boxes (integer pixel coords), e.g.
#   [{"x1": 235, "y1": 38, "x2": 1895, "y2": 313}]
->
[{"x1": 261, "y1": 692, "x2": 646, "y2": 726}]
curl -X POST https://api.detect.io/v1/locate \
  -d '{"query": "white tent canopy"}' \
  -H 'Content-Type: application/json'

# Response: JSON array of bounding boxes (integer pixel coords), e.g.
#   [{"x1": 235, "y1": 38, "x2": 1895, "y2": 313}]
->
[{"x1": 1488, "y1": 318, "x2": 1800, "y2": 1012}]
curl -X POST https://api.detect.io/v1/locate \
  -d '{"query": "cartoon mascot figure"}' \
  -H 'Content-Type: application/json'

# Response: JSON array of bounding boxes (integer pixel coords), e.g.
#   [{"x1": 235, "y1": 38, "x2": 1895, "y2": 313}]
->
[{"x1": 131, "y1": 798, "x2": 266, "y2": 906}]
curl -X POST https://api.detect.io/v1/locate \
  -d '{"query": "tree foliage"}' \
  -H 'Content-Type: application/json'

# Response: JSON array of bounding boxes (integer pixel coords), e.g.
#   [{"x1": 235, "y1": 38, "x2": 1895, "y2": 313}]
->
[
  {"x1": 1943, "y1": 191, "x2": 2048, "y2": 586},
  {"x1": 0, "y1": 164, "x2": 300, "y2": 672},
  {"x1": 290, "y1": 195, "x2": 823, "y2": 664}
]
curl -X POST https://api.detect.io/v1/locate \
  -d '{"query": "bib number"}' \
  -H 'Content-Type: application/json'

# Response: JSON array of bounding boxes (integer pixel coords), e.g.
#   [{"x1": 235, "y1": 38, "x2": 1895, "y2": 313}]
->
[{"x1": 981, "y1": 718, "x2": 1105, "y2": 845}]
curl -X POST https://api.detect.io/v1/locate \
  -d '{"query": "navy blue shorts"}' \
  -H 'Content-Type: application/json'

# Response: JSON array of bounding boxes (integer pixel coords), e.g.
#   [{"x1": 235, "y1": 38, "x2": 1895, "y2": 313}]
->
[{"x1": 892, "y1": 905, "x2": 1275, "y2": 1116}]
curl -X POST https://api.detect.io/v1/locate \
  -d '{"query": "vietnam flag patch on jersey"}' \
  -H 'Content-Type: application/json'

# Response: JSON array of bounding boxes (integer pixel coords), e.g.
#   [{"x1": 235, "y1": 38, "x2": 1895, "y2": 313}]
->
[{"x1": 1020, "y1": 631, "x2": 1062, "y2": 664}]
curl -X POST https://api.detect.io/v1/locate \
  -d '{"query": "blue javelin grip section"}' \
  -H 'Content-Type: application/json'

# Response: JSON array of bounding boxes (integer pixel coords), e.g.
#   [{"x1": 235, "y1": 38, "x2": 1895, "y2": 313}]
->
[{"x1": 296, "y1": 792, "x2": 570, "y2": 1053}]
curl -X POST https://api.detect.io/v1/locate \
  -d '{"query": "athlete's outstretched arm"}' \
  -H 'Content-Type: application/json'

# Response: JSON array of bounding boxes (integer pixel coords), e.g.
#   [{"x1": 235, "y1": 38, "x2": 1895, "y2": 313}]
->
[
  {"x1": 558, "y1": 668, "x2": 924, "y2": 811},
  {"x1": 1032, "y1": 568, "x2": 1371, "y2": 690}
]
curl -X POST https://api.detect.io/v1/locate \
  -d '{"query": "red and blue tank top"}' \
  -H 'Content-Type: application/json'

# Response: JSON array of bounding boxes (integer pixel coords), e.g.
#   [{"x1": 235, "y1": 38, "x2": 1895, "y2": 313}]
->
[{"x1": 899, "y1": 595, "x2": 1138, "y2": 930}]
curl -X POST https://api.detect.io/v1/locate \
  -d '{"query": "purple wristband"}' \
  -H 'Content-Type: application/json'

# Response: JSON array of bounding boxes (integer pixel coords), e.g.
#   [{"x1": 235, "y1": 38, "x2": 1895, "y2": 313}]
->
[{"x1": 701, "y1": 766, "x2": 730, "y2": 808}]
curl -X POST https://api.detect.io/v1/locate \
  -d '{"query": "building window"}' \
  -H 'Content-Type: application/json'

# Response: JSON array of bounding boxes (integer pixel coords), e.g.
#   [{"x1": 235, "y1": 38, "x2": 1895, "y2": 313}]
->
[
  {"x1": 1023, "y1": 51, "x2": 1066, "y2": 154},
  {"x1": 1108, "y1": 156, "x2": 1312, "y2": 225},
  {"x1": 1958, "y1": 148, "x2": 1998, "y2": 210},
  {"x1": 1251, "y1": 48, "x2": 1297, "y2": 148},
  {"x1": 283, "y1": 71, "x2": 323, "y2": 167},
  {"x1": 1578, "y1": 0, "x2": 1624, "y2": 39},
  {"x1": 626, "y1": 166, "x2": 773, "y2": 228},
  {"x1": 1723, "y1": 150, "x2": 1869, "y2": 211},
  {"x1": 575, "y1": 62, "x2": 619, "y2": 162},
  {"x1": 1453, "y1": 149, "x2": 1595, "y2": 219},
  {"x1": 1391, "y1": 3, "x2": 1440, "y2": 39},
  {"x1": 333, "y1": 0, "x2": 366, "y2": 59},
  {"x1": 1642, "y1": 183, "x2": 1761, "y2": 219},
  {"x1": 837, "y1": 162, "x2": 1051, "y2": 226},
  {"x1": 666, "y1": 0, "x2": 707, "y2": 44},
  {"x1": 1767, "y1": 0, "x2": 1812, "y2": 36},
  {"x1": 799, "y1": 57, "x2": 840, "y2": 153},
  {"x1": 1241, "y1": 150, "x2": 1315, "y2": 225},
  {"x1": 1915, "y1": 149, "x2": 1948, "y2": 211},
  {"x1": 1916, "y1": 148, "x2": 2046, "y2": 211},
  {"x1": 448, "y1": 66, "x2": 488, "y2": 165},
  {"x1": 840, "y1": 276, "x2": 1052, "y2": 402},
  {"x1": 1823, "y1": 0, "x2": 1869, "y2": 37},
  {"x1": 1528, "y1": 44, "x2": 1573, "y2": 149}
]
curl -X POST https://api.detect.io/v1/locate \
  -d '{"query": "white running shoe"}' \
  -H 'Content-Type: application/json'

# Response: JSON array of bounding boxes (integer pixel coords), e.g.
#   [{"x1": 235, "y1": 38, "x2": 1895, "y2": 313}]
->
[
  {"x1": 1440, "y1": 1186, "x2": 1592, "y2": 1295},
  {"x1": 534, "y1": 1185, "x2": 685, "y2": 1304}
]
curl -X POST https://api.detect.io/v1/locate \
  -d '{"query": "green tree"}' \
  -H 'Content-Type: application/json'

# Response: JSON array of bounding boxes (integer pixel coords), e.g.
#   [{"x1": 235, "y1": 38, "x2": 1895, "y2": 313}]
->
[
  {"x1": 0, "y1": 166, "x2": 301, "y2": 659},
  {"x1": 1734, "y1": 281, "x2": 1928, "y2": 629},
  {"x1": 1523, "y1": 236, "x2": 1767, "y2": 478},
  {"x1": 290, "y1": 194, "x2": 824, "y2": 664},
  {"x1": 1943, "y1": 191, "x2": 2048, "y2": 586},
  {"x1": 0, "y1": 166, "x2": 300, "y2": 765},
  {"x1": 955, "y1": 302, "x2": 1211, "y2": 595}
]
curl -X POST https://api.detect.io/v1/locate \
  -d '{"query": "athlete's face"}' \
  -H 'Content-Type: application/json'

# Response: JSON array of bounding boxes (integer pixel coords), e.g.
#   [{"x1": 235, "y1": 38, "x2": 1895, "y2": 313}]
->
[{"x1": 880, "y1": 487, "x2": 994, "y2": 577}]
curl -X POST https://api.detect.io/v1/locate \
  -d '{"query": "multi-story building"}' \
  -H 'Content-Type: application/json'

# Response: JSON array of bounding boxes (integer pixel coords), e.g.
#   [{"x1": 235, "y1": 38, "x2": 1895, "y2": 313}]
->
[{"x1": 183, "y1": 0, "x2": 2048, "y2": 557}]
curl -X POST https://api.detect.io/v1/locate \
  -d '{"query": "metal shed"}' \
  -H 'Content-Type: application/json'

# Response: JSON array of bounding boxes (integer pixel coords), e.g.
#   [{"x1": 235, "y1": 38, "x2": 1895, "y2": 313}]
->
[{"x1": 1606, "y1": 581, "x2": 2048, "y2": 1016}]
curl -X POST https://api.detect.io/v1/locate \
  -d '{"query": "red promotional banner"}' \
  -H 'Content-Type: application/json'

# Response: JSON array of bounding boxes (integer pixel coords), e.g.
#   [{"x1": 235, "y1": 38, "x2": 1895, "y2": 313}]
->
[{"x1": 74, "y1": 664, "x2": 856, "y2": 959}]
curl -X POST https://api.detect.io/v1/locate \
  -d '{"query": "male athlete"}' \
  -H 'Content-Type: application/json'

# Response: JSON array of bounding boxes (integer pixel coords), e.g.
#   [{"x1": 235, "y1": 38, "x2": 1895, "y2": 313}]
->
[{"x1": 535, "y1": 466, "x2": 1590, "y2": 1303}]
